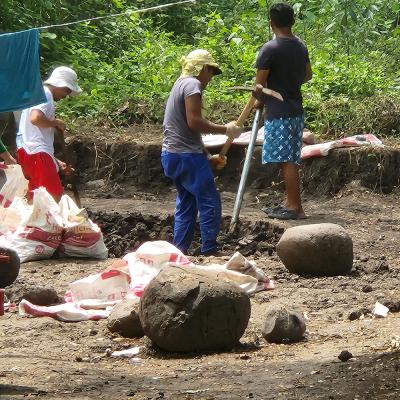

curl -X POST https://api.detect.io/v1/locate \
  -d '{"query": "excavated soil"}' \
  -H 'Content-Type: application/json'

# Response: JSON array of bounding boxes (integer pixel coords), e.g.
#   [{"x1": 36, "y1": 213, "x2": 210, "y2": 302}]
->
[
  {"x1": 1, "y1": 128, "x2": 400, "y2": 399},
  {"x1": 88, "y1": 210, "x2": 282, "y2": 258},
  {"x1": 66, "y1": 125, "x2": 400, "y2": 195}
]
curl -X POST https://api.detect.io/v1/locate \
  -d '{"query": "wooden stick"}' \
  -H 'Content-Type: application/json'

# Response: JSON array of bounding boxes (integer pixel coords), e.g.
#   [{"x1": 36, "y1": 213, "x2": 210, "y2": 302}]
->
[
  {"x1": 58, "y1": 130, "x2": 82, "y2": 208},
  {"x1": 219, "y1": 96, "x2": 256, "y2": 159}
]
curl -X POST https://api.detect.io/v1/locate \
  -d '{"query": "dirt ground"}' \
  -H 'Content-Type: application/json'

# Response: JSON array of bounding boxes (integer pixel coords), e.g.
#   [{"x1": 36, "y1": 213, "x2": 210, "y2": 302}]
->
[{"x1": 1, "y1": 132, "x2": 400, "y2": 399}]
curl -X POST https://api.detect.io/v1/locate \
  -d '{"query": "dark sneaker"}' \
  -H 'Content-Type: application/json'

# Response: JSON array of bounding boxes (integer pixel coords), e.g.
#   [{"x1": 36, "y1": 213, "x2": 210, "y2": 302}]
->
[
  {"x1": 201, "y1": 249, "x2": 231, "y2": 258},
  {"x1": 261, "y1": 204, "x2": 284, "y2": 215},
  {"x1": 268, "y1": 207, "x2": 301, "y2": 220}
]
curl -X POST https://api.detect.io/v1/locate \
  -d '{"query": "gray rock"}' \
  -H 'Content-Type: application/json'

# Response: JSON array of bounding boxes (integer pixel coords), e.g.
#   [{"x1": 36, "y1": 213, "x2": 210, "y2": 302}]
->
[
  {"x1": 139, "y1": 266, "x2": 251, "y2": 352},
  {"x1": 108, "y1": 299, "x2": 144, "y2": 338},
  {"x1": 0, "y1": 248, "x2": 20, "y2": 288},
  {"x1": 5, "y1": 280, "x2": 60, "y2": 305},
  {"x1": 262, "y1": 307, "x2": 306, "y2": 343},
  {"x1": 277, "y1": 223, "x2": 353, "y2": 276},
  {"x1": 348, "y1": 307, "x2": 370, "y2": 321},
  {"x1": 86, "y1": 179, "x2": 106, "y2": 189}
]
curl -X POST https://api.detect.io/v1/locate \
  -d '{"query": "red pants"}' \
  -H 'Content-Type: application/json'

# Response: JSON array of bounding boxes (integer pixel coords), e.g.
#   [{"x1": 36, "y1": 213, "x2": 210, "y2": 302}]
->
[{"x1": 17, "y1": 148, "x2": 63, "y2": 200}]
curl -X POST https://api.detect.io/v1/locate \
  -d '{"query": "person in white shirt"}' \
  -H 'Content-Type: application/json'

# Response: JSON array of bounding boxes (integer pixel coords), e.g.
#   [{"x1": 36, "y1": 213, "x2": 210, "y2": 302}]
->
[{"x1": 17, "y1": 66, "x2": 81, "y2": 202}]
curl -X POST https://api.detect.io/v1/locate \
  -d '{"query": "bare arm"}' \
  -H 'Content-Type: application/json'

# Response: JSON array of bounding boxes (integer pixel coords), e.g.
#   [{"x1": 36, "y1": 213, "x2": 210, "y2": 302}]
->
[
  {"x1": 0, "y1": 151, "x2": 17, "y2": 165},
  {"x1": 256, "y1": 69, "x2": 270, "y2": 87},
  {"x1": 0, "y1": 139, "x2": 16, "y2": 164},
  {"x1": 185, "y1": 94, "x2": 227, "y2": 134},
  {"x1": 304, "y1": 62, "x2": 313, "y2": 83},
  {"x1": 253, "y1": 69, "x2": 271, "y2": 107},
  {"x1": 30, "y1": 110, "x2": 66, "y2": 132}
]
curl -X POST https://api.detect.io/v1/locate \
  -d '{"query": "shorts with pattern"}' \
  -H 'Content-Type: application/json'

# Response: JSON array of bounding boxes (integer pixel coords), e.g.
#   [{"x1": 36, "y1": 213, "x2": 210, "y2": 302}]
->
[{"x1": 262, "y1": 115, "x2": 304, "y2": 165}]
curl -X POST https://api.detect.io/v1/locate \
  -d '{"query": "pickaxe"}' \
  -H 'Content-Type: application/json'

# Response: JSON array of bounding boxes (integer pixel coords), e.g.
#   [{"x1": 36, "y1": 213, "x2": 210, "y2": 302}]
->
[{"x1": 215, "y1": 84, "x2": 283, "y2": 170}]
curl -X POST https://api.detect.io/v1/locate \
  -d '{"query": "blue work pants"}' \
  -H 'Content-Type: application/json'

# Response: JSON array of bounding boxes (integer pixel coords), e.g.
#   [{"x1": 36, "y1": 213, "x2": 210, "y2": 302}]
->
[{"x1": 161, "y1": 151, "x2": 221, "y2": 254}]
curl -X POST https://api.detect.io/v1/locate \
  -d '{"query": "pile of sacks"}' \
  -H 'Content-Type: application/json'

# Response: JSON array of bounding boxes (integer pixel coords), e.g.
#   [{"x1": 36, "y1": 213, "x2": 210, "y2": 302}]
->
[
  {"x1": 0, "y1": 164, "x2": 107, "y2": 262},
  {"x1": 19, "y1": 240, "x2": 275, "y2": 351}
]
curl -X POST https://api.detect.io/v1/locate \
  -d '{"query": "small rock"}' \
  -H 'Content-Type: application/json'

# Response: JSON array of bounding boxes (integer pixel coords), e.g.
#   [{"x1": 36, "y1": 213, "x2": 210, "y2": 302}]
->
[
  {"x1": 348, "y1": 308, "x2": 370, "y2": 321},
  {"x1": 88, "y1": 329, "x2": 98, "y2": 336},
  {"x1": 374, "y1": 261, "x2": 390, "y2": 273},
  {"x1": 262, "y1": 307, "x2": 306, "y2": 343},
  {"x1": 362, "y1": 285, "x2": 373, "y2": 293},
  {"x1": 105, "y1": 348, "x2": 113, "y2": 357},
  {"x1": 86, "y1": 179, "x2": 106, "y2": 189},
  {"x1": 107, "y1": 299, "x2": 144, "y2": 338},
  {"x1": 381, "y1": 299, "x2": 400, "y2": 313},
  {"x1": 5, "y1": 280, "x2": 60, "y2": 306},
  {"x1": 338, "y1": 350, "x2": 353, "y2": 362}
]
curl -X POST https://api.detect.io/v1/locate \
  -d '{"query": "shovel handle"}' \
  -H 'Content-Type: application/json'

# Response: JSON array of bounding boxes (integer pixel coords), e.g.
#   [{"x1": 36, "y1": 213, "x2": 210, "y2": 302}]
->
[
  {"x1": 219, "y1": 97, "x2": 256, "y2": 158},
  {"x1": 58, "y1": 129, "x2": 82, "y2": 208}
]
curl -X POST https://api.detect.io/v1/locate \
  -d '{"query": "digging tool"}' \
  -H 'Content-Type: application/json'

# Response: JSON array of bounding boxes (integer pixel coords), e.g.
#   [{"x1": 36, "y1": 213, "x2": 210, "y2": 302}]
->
[
  {"x1": 216, "y1": 85, "x2": 283, "y2": 169},
  {"x1": 217, "y1": 96, "x2": 256, "y2": 166},
  {"x1": 58, "y1": 129, "x2": 82, "y2": 208},
  {"x1": 227, "y1": 85, "x2": 284, "y2": 102},
  {"x1": 229, "y1": 108, "x2": 262, "y2": 233}
]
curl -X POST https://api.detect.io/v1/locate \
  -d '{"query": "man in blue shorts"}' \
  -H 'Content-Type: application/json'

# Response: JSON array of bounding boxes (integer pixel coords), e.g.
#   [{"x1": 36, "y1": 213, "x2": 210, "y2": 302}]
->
[{"x1": 255, "y1": 2, "x2": 312, "y2": 220}]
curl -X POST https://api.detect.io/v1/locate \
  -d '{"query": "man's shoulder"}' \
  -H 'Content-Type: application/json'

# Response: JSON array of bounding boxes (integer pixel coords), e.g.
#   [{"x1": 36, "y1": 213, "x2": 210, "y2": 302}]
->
[
  {"x1": 293, "y1": 36, "x2": 308, "y2": 49},
  {"x1": 180, "y1": 77, "x2": 201, "y2": 87},
  {"x1": 173, "y1": 77, "x2": 202, "y2": 95},
  {"x1": 260, "y1": 39, "x2": 279, "y2": 51}
]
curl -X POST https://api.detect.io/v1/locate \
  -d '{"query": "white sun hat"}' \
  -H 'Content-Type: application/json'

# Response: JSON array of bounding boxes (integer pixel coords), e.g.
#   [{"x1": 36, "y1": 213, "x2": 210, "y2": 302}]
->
[{"x1": 44, "y1": 66, "x2": 82, "y2": 95}]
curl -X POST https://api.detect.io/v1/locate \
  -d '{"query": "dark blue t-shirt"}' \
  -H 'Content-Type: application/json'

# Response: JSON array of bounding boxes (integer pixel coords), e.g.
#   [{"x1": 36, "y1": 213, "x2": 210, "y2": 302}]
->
[{"x1": 256, "y1": 36, "x2": 310, "y2": 120}]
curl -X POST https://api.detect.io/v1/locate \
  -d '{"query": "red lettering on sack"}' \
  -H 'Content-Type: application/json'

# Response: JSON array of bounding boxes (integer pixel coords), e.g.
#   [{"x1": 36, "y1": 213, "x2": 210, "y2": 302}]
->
[
  {"x1": 35, "y1": 245, "x2": 45, "y2": 254},
  {"x1": 138, "y1": 257, "x2": 154, "y2": 266}
]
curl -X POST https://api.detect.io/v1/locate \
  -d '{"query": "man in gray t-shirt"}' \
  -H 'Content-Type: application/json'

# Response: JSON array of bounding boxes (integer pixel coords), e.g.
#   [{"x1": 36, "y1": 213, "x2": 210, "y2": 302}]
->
[
  {"x1": 162, "y1": 77, "x2": 203, "y2": 153},
  {"x1": 161, "y1": 49, "x2": 242, "y2": 256}
]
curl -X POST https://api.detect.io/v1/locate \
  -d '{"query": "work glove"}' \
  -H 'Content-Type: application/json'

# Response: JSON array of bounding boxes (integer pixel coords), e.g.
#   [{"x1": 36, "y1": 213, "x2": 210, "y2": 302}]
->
[
  {"x1": 208, "y1": 154, "x2": 227, "y2": 170},
  {"x1": 225, "y1": 121, "x2": 243, "y2": 140}
]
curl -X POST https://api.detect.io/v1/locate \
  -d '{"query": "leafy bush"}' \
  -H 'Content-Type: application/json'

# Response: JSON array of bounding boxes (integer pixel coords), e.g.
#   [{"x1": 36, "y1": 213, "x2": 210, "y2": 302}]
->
[
  {"x1": 308, "y1": 94, "x2": 400, "y2": 138},
  {"x1": 1, "y1": 0, "x2": 399, "y2": 136}
]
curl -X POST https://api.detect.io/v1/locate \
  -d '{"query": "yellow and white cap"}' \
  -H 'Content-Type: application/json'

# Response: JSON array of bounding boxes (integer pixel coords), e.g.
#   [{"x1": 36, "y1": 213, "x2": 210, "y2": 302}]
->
[{"x1": 180, "y1": 49, "x2": 222, "y2": 78}]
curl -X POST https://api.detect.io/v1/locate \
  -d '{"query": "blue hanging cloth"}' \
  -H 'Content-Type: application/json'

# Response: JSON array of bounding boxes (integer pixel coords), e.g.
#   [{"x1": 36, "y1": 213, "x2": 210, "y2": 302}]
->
[{"x1": 0, "y1": 29, "x2": 46, "y2": 113}]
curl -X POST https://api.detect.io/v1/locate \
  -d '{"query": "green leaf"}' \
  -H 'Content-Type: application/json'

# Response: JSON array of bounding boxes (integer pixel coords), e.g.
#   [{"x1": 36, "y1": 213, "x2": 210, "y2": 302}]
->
[
  {"x1": 41, "y1": 32, "x2": 57, "y2": 40},
  {"x1": 325, "y1": 22, "x2": 336, "y2": 32}
]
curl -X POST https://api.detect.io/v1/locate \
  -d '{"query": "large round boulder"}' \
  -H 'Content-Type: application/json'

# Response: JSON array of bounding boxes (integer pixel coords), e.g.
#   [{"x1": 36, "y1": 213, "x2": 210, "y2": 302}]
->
[
  {"x1": 108, "y1": 298, "x2": 144, "y2": 338},
  {"x1": 139, "y1": 266, "x2": 251, "y2": 352},
  {"x1": 277, "y1": 223, "x2": 353, "y2": 276},
  {"x1": 262, "y1": 307, "x2": 306, "y2": 343}
]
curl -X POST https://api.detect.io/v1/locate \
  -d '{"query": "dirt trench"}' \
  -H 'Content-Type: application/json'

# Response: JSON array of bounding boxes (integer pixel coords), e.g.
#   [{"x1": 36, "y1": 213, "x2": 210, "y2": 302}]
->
[
  {"x1": 68, "y1": 132, "x2": 400, "y2": 196},
  {"x1": 88, "y1": 210, "x2": 283, "y2": 258}
]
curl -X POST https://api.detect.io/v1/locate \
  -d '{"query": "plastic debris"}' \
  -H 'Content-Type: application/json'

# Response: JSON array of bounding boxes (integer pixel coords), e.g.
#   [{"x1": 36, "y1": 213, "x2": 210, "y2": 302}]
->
[
  {"x1": 111, "y1": 346, "x2": 141, "y2": 358},
  {"x1": 373, "y1": 301, "x2": 389, "y2": 318}
]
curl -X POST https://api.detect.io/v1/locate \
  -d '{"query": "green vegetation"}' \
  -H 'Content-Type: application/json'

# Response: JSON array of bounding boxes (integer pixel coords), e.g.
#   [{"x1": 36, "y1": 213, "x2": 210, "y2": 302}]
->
[{"x1": 1, "y1": 0, "x2": 399, "y2": 137}]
